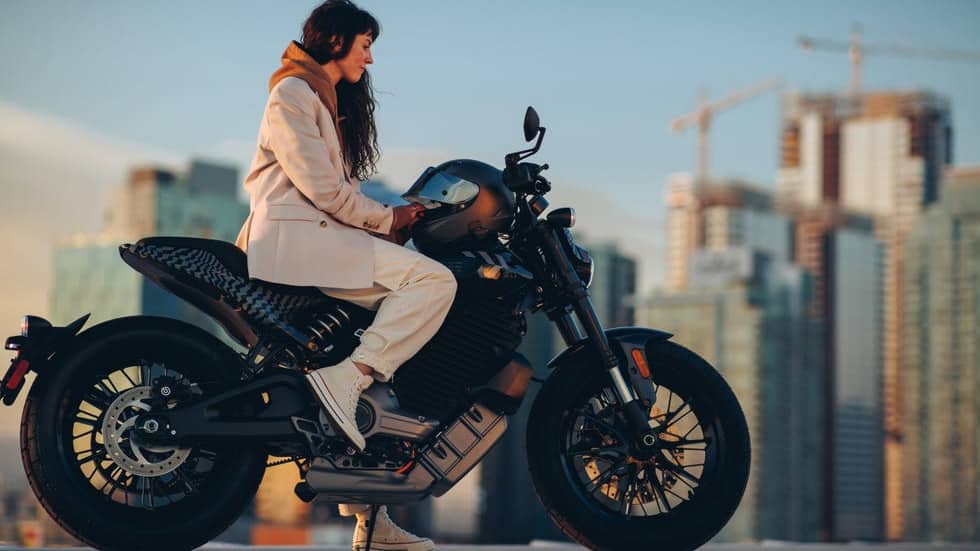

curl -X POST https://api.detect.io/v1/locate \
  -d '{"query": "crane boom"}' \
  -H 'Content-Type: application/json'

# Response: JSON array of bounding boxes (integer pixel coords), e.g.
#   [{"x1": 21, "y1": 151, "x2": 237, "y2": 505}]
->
[
  {"x1": 669, "y1": 78, "x2": 783, "y2": 185},
  {"x1": 799, "y1": 26, "x2": 980, "y2": 94}
]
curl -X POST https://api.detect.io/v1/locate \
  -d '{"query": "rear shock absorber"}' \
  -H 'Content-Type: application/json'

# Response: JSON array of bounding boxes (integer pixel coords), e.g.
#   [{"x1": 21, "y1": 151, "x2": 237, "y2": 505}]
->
[{"x1": 304, "y1": 304, "x2": 353, "y2": 353}]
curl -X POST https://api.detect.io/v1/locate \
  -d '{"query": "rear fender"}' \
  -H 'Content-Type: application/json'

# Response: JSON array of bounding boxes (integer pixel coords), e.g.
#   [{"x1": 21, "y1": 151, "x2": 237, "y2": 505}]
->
[
  {"x1": 2, "y1": 314, "x2": 90, "y2": 405},
  {"x1": 546, "y1": 326, "x2": 672, "y2": 404}
]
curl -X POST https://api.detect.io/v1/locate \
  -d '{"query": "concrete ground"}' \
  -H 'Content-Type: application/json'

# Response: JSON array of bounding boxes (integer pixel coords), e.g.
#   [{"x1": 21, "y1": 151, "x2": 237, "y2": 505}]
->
[{"x1": 3, "y1": 543, "x2": 980, "y2": 550}]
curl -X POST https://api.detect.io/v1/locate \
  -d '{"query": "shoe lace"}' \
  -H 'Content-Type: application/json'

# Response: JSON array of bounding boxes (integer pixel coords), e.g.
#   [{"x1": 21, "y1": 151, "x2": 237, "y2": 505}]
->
[
  {"x1": 362, "y1": 509, "x2": 418, "y2": 539},
  {"x1": 344, "y1": 383, "x2": 361, "y2": 420}
]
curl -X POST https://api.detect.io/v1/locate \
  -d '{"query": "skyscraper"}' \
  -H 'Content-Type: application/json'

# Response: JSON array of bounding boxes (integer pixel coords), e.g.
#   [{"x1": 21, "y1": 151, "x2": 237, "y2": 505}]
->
[
  {"x1": 665, "y1": 176, "x2": 792, "y2": 293},
  {"x1": 829, "y1": 228, "x2": 883, "y2": 540},
  {"x1": 645, "y1": 246, "x2": 822, "y2": 541},
  {"x1": 666, "y1": 174, "x2": 698, "y2": 292},
  {"x1": 52, "y1": 161, "x2": 248, "y2": 334},
  {"x1": 585, "y1": 241, "x2": 638, "y2": 327},
  {"x1": 776, "y1": 90, "x2": 952, "y2": 540},
  {"x1": 903, "y1": 166, "x2": 980, "y2": 542}
]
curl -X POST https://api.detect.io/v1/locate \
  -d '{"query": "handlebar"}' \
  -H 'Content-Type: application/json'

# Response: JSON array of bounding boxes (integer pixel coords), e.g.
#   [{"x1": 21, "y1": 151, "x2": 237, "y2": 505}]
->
[{"x1": 503, "y1": 162, "x2": 550, "y2": 195}]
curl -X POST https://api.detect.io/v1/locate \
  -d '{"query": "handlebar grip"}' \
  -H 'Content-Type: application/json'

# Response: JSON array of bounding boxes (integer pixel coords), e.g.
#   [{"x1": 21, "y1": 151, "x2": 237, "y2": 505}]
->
[{"x1": 534, "y1": 177, "x2": 551, "y2": 194}]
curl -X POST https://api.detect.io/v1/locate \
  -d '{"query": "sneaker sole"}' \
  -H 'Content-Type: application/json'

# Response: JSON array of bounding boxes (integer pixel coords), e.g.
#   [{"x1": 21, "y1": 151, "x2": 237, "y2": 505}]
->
[
  {"x1": 307, "y1": 372, "x2": 366, "y2": 451},
  {"x1": 353, "y1": 542, "x2": 434, "y2": 551}
]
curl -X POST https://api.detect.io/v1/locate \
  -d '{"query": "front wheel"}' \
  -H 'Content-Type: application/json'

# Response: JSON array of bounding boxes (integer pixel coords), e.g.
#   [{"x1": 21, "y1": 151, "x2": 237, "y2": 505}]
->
[
  {"x1": 527, "y1": 340, "x2": 750, "y2": 551},
  {"x1": 20, "y1": 317, "x2": 268, "y2": 551}
]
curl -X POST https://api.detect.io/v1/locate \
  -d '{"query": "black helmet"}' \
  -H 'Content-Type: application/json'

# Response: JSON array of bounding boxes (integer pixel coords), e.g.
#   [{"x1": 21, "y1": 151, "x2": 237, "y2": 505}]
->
[{"x1": 403, "y1": 159, "x2": 515, "y2": 255}]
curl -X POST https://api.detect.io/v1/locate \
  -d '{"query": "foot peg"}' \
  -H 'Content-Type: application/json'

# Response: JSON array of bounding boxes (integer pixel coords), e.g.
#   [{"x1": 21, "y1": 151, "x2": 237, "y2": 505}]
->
[{"x1": 294, "y1": 481, "x2": 316, "y2": 503}]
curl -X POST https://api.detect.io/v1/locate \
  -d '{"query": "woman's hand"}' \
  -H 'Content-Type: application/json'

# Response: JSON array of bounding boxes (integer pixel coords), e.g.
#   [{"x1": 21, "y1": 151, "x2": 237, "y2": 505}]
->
[
  {"x1": 382, "y1": 204, "x2": 425, "y2": 246},
  {"x1": 391, "y1": 203, "x2": 425, "y2": 232}
]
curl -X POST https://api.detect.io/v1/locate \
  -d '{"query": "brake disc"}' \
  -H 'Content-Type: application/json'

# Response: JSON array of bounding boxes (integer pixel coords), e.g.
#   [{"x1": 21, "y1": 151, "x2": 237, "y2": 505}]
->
[{"x1": 100, "y1": 386, "x2": 191, "y2": 477}]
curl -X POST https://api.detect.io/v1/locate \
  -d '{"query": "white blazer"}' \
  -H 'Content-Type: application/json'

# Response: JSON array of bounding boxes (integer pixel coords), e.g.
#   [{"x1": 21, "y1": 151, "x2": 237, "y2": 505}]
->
[{"x1": 235, "y1": 77, "x2": 394, "y2": 289}]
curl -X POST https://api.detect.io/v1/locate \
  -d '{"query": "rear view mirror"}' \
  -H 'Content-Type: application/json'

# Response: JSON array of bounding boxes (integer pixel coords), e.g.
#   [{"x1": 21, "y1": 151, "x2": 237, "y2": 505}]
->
[{"x1": 523, "y1": 106, "x2": 540, "y2": 142}]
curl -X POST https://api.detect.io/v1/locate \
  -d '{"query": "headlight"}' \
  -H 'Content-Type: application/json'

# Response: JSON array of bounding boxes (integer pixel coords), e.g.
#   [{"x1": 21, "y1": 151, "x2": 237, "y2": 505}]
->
[
  {"x1": 569, "y1": 242, "x2": 594, "y2": 288},
  {"x1": 559, "y1": 228, "x2": 594, "y2": 288}
]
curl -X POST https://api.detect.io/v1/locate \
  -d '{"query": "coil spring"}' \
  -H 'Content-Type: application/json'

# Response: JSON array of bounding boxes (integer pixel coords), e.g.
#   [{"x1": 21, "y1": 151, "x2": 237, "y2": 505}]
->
[{"x1": 304, "y1": 304, "x2": 353, "y2": 352}]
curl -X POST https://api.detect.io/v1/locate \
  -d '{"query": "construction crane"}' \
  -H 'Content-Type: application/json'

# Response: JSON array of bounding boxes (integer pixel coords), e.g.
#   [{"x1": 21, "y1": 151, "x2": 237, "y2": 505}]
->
[
  {"x1": 799, "y1": 24, "x2": 980, "y2": 95},
  {"x1": 669, "y1": 78, "x2": 783, "y2": 186}
]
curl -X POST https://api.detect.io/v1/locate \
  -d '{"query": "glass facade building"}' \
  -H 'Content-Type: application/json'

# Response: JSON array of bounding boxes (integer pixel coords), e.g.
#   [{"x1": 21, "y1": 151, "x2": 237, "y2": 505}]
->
[
  {"x1": 776, "y1": 91, "x2": 952, "y2": 540},
  {"x1": 830, "y1": 229, "x2": 884, "y2": 540},
  {"x1": 51, "y1": 161, "x2": 247, "y2": 339},
  {"x1": 644, "y1": 247, "x2": 822, "y2": 542},
  {"x1": 903, "y1": 167, "x2": 980, "y2": 542}
]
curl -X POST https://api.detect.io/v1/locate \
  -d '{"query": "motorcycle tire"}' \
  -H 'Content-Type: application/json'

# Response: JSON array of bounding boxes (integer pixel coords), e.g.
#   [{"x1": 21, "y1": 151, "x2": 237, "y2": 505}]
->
[
  {"x1": 527, "y1": 339, "x2": 750, "y2": 551},
  {"x1": 20, "y1": 316, "x2": 267, "y2": 551}
]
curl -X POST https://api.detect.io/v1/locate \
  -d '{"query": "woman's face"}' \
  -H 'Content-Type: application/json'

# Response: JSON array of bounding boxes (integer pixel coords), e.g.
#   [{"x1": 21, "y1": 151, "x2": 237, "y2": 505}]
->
[{"x1": 335, "y1": 32, "x2": 374, "y2": 83}]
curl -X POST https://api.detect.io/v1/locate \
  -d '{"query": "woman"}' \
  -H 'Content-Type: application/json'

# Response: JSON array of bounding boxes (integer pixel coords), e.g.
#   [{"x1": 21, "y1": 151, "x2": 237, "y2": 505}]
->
[{"x1": 234, "y1": 1, "x2": 453, "y2": 549}]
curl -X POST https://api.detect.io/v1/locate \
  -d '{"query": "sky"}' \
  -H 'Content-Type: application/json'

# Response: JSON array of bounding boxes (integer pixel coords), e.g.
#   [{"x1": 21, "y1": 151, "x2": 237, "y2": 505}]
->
[{"x1": 0, "y1": 1, "x2": 978, "y2": 441}]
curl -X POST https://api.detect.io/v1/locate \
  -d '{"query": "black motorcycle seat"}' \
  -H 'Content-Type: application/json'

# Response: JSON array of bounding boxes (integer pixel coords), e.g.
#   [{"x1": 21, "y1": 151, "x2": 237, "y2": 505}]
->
[
  {"x1": 126, "y1": 236, "x2": 323, "y2": 297},
  {"x1": 140, "y1": 236, "x2": 250, "y2": 277},
  {"x1": 119, "y1": 236, "x2": 334, "y2": 347}
]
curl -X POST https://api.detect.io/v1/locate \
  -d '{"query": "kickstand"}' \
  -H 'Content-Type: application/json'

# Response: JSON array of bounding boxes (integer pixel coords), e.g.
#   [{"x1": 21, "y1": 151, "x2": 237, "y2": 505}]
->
[{"x1": 364, "y1": 504, "x2": 380, "y2": 551}]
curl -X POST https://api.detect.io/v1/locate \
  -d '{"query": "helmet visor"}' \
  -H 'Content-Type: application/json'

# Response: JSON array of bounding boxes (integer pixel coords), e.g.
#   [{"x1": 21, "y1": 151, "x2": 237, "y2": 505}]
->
[{"x1": 402, "y1": 168, "x2": 480, "y2": 206}]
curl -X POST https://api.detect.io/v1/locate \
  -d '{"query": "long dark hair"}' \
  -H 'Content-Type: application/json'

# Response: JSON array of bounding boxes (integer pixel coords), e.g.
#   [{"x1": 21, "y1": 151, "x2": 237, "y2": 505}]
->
[{"x1": 301, "y1": 0, "x2": 381, "y2": 181}]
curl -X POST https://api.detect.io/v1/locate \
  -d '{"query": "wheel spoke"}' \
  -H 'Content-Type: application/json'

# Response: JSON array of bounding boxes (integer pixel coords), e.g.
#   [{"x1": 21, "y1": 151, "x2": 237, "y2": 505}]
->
[
  {"x1": 578, "y1": 409, "x2": 617, "y2": 434},
  {"x1": 75, "y1": 446, "x2": 108, "y2": 466},
  {"x1": 635, "y1": 483, "x2": 650, "y2": 516},
  {"x1": 663, "y1": 405, "x2": 694, "y2": 432},
  {"x1": 620, "y1": 476, "x2": 636, "y2": 515},
  {"x1": 119, "y1": 367, "x2": 140, "y2": 388},
  {"x1": 88, "y1": 381, "x2": 119, "y2": 408},
  {"x1": 660, "y1": 396, "x2": 690, "y2": 426},
  {"x1": 584, "y1": 464, "x2": 621, "y2": 494},
  {"x1": 173, "y1": 464, "x2": 199, "y2": 494},
  {"x1": 657, "y1": 452, "x2": 701, "y2": 486},
  {"x1": 665, "y1": 483, "x2": 687, "y2": 501},
  {"x1": 563, "y1": 378, "x2": 715, "y2": 520},
  {"x1": 659, "y1": 436, "x2": 711, "y2": 451},
  {"x1": 74, "y1": 408, "x2": 101, "y2": 424},
  {"x1": 679, "y1": 419, "x2": 702, "y2": 439},
  {"x1": 578, "y1": 410, "x2": 629, "y2": 445},
  {"x1": 565, "y1": 447, "x2": 625, "y2": 462},
  {"x1": 645, "y1": 466, "x2": 672, "y2": 513}
]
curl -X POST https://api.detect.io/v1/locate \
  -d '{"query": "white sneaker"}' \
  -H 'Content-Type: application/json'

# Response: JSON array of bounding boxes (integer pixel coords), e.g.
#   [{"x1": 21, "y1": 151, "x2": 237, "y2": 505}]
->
[
  {"x1": 306, "y1": 358, "x2": 373, "y2": 451},
  {"x1": 353, "y1": 506, "x2": 434, "y2": 551}
]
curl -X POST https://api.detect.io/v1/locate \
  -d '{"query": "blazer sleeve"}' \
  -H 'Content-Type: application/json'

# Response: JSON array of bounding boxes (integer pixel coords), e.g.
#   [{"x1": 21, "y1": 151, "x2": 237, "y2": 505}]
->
[{"x1": 265, "y1": 79, "x2": 393, "y2": 235}]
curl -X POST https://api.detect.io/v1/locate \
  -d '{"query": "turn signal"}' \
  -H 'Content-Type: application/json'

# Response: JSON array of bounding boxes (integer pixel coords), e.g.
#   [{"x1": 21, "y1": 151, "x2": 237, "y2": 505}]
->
[
  {"x1": 477, "y1": 265, "x2": 502, "y2": 280},
  {"x1": 631, "y1": 348, "x2": 651, "y2": 378}
]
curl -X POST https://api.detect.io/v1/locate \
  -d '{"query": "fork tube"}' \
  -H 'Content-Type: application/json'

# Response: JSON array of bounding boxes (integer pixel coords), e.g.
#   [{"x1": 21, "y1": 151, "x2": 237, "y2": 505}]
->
[
  {"x1": 551, "y1": 309, "x2": 585, "y2": 346},
  {"x1": 536, "y1": 225, "x2": 638, "y2": 407}
]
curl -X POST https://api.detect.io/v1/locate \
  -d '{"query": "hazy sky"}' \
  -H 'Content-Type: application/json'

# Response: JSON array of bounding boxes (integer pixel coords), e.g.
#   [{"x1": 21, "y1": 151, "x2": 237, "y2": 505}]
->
[
  {"x1": 0, "y1": 1, "x2": 978, "y2": 434},
  {"x1": 2, "y1": 0, "x2": 979, "y2": 260}
]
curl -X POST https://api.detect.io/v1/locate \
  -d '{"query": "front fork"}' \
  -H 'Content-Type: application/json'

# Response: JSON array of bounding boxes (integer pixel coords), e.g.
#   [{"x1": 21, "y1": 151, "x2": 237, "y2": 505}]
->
[
  {"x1": 552, "y1": 306, "x2": 655, "y2": 445},
  {"x1": 538, "y1": 228, "x2": 655, "y2": 448}
]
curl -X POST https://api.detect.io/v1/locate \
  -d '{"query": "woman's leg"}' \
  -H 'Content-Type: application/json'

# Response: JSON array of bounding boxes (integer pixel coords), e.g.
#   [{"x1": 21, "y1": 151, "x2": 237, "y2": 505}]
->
[
  {"x1": 341, "y1": 505, "x2": 433, "y2": 551},
  {"x1": 311, "y1": 239, "x2": 451, "y2": 551},
  {"x1": 318, "y1": 237, "x2": 457, "y2": 380},
  {"x1": 307, "y1": 237, "x2": 456, "y2": 447}
]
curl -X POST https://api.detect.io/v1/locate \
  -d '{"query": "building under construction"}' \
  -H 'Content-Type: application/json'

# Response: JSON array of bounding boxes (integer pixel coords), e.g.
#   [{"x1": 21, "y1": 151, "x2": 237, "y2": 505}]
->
[{"x1": 776, "y1": 90, "x2": 953, "y2": 542}]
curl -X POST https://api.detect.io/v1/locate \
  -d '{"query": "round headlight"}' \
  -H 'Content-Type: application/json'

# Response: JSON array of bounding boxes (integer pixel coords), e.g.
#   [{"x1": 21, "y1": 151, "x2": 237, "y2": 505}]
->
[
  {"x1": 570, "y1": 244, "x2": 594, "y2": 288},
  {"x1": 584, "y1": 255, "x2": 595, "y2": 288}
]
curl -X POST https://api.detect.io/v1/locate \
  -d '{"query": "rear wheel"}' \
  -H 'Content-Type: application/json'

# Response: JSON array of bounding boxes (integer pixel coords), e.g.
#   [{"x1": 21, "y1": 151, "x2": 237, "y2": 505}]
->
[
  {"x1": 21, "y1": 317, "x2": 267, "y2": 551},
  {"x1": 527, "y1": 340, "x2": 750, "y2": 551}
]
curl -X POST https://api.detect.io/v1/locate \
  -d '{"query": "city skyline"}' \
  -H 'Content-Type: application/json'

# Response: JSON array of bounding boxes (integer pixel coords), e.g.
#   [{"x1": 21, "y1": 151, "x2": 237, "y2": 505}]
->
[
  {"x1": 2, "y1": 1, "x2": 979, "y2": 334},
  {"x1": 1, "y1": 2, "x2": 980, "y2": 546}
]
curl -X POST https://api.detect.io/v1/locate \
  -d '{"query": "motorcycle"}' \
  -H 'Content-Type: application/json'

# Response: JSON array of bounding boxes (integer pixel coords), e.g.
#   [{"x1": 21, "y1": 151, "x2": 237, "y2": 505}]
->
[{"x1": 2, "y1": 107, "x2": 749, "y2": 551}]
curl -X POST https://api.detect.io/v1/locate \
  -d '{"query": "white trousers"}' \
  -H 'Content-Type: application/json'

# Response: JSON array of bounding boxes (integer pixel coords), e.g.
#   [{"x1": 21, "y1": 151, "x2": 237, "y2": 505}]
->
[
  {"x1": 319, "y1": 236, "x2": 457, "y2": 382},
  {"x1": 319, "y1": 237, "x2": 456, "y2": 518}
]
